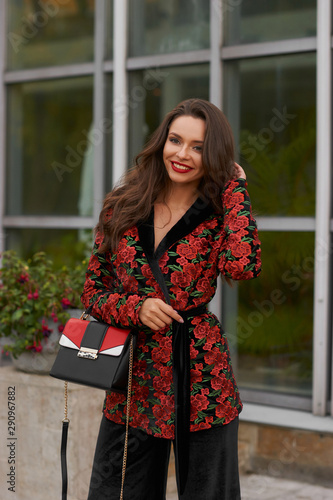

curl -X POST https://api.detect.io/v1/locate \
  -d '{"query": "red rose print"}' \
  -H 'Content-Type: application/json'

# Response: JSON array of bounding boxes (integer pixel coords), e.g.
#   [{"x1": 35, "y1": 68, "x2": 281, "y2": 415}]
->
[
  {"x1": 170, "y1": 270, "x2": 192, "y2": 288},
  {"x1": 193, "y1": 322, "x2": 210, "y2": 339},
  {"x1": 224, "y1": 260, "x2": 244, "y2": 277},
  {"x1": 231, "y1": 241, "x2": 252, "y2": 258},
  {"x1": 171, "y1": 290, "x2": 189, "y2": 309},
  {"x1": 228, "y1": 215, "x2": 250, "y2": 232},
  {"x1": 176, "y1": 243, "x2": 198, "y2": 260}
]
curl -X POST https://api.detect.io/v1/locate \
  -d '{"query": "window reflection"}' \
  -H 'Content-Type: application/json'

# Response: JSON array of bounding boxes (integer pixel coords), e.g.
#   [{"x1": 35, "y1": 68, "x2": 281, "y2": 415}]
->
[
  {"x1": 223, "y1": 0, "x2": 316, "y2": 45},
  {"x1": 228, "y1": 231, "x2": 314, "y2": 397},
  {"x1": 7, "y1": 0, "x2": 95, "y2": 69},
  {"x1": 224, "y1": 53, "x2": 316, "y2": 216},
  {"x1": 6, "y1": 228, "x2": 93, "y2": 267},
  {"x1": 128, "y1": 0, "x2": 210, "y2": 56},
  {"x1": 128, "y1": 64, "x2": 209, "y2": 164},
  {"x1": 6, "y1": 77, "x2": 93, "y2": 216}
]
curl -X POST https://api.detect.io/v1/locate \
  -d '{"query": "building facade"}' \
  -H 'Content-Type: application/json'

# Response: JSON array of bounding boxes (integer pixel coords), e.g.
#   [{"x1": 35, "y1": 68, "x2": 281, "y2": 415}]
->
[{"x1": 1, "y1": 0, "x2": 333, "y2": 480}]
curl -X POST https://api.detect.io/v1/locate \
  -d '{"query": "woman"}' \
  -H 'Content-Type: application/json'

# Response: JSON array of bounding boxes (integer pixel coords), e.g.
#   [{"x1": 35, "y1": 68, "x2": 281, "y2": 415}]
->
[{"x1": 81, "y1": 98, "x2": 261, "y2": 500}]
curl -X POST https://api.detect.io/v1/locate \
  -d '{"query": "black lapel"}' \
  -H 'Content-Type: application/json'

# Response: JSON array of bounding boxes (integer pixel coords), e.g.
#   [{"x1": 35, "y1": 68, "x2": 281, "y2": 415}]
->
[
  {"x1": 138, "y1": 197, "x2": 215, "y2": 262},
  {"x1": 137, "y1": 197, "x2": 215, "y2": 304}
]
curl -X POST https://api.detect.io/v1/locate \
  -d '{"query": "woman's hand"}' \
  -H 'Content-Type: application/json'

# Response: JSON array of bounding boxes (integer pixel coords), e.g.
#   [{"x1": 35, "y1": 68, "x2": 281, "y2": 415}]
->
[
  {"x1": 139, "y1": 298, "x2": 184, "y2": 331},
  {"x1": 233, "y1": 162, "x2": 246, "y2": 180}
]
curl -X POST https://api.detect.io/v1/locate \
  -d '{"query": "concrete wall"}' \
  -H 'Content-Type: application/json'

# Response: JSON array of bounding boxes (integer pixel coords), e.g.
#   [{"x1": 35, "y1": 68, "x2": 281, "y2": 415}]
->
[
  {"x1": 238, "y1": 421, "x2": 333, "y2": 488},
  {"x1": 0, "y1": 366, "x2": 103, "y2": 500},
  {"x1": 1, "y1": 366, "x2": 333, "y2": 500}
]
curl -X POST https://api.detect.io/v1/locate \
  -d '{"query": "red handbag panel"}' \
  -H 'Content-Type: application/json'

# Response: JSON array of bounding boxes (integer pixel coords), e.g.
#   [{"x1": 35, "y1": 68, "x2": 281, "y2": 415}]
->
[{"x1": 62, "y1": 318, "x2": 131, "y2": 350}]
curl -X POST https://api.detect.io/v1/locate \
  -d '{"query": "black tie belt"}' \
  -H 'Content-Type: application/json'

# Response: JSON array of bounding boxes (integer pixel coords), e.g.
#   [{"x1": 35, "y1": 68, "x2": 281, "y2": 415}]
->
[
  {"x1": 139, "y1": 248, "x2": 208, "y2": 494},
  {"x1": 172, "y1": 303, "x2": 208, "y2": 495}
]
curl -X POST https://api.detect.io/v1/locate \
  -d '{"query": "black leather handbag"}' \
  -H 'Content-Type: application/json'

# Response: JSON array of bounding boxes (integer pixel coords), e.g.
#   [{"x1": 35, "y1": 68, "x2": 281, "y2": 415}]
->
[
  {"x1": 50, "y1": 308, "x2": 136, "y2": 500},
  {"x1": 50, "y1": 311, "x2": 136, "y2": 392}
]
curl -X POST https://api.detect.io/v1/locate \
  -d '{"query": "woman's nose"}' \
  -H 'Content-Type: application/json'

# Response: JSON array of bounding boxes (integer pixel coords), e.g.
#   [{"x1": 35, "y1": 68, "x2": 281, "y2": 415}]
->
[{"x1": 177, "y1": 144, "x2": 190, "y2": 159}]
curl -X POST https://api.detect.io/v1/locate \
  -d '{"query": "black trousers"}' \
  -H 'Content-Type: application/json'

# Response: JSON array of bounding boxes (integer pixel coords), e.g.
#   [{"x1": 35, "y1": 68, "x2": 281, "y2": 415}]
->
[{"x1": 87, "y1": 415, "x2": 241, "y2": 500}]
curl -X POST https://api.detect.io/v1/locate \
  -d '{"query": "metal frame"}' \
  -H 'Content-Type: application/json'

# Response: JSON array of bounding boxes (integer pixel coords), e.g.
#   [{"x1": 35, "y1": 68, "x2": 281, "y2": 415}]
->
[
  {"x1": 112, "y1": 0, "x2": 128, "y2": 185},
  {"x1": 126, "y1": 50, "x2": 210, "y2": 70},
  {"x1": 2, "y1": 217, "x2": 94, "y2": 228},
  {"x1": 208, "y1": 0, "x2": 223, "y2": 320},
  {"x1": 4, "y1": 63, "x2": 94, "y2": 83},
  {"x1": 93, "y1": 0, "x2": 107, "y2": 222},
  {"x1": 0, "y1": 0, "x2": 7, "y2": 254},
  {"x1": 222, "y1": 37, "x2": 317, "y2": 60},
  {"x1": 312, "y1": 0, "x2": 332, "y2": 416},
  {"x1": 255, "y1": 217, "x2": 316, "y2": 232}
]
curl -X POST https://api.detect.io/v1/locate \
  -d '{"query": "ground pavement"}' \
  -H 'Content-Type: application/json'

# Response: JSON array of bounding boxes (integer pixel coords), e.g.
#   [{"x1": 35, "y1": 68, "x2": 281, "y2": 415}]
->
[{"x1": 166, "y1": 473, "x2": 333, "y2": 499}]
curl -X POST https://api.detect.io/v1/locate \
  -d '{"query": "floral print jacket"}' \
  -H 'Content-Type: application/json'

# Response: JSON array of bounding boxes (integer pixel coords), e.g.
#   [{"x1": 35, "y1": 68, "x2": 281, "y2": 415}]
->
[{"x1": 81, "y1": 178, "x2": 261, "y2": 439}]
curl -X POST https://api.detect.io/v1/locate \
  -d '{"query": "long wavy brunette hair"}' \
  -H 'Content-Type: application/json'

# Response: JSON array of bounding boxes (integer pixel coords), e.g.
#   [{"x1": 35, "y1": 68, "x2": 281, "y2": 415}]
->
[{"x1": 97, "y1": 98, "x2": 235, "y2": 252}]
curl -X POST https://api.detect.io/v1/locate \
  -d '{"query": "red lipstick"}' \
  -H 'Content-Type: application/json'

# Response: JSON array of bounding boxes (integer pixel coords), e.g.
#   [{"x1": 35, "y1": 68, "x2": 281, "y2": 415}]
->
[{"x1": 171, "y1": 161, "x2": 193, "y2": 173}]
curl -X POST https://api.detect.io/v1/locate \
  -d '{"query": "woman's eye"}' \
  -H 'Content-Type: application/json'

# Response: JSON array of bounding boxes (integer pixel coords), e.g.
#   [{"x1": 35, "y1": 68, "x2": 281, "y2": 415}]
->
[
  {"x1": 169, "y1": 137, "x2": 179, "y2": 144},
  {"x1": 193, "y1": 146, "x2": 202, "y2": 152}
]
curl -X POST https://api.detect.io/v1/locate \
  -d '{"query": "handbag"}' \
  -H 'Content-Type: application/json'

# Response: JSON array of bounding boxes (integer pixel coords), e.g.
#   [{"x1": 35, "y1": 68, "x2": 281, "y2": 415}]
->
[{"x1": 50, "y1": 308, "x2": 136, "y2": 500}]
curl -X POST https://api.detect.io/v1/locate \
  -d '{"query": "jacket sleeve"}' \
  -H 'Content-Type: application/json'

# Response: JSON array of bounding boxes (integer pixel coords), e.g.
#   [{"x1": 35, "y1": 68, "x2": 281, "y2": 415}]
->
[
  {"x1": 218, "y1": 178, "x2": 261, "y2": 280},
  {"x1": 81, "y1": 233, "x2": 145, "y2": 328}
]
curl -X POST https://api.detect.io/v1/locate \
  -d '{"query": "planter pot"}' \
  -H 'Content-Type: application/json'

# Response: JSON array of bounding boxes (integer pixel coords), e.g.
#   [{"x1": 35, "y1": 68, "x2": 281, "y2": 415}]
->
[
  {"x1": 11, "y1": 350, "x2": 58, "y2": 374},
  {"x1": 10, "y1": 308, "x2": 82, "y2": 375}
]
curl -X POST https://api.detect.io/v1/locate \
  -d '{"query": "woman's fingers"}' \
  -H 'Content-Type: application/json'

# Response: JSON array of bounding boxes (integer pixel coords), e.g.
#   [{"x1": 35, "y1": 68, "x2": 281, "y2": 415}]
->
[
  {"x1": 233, "y1": 162, "x2": 246, "y2": 180},
  {"x1": 139, "y1": 298, "x2": 184, "y2": 330}
]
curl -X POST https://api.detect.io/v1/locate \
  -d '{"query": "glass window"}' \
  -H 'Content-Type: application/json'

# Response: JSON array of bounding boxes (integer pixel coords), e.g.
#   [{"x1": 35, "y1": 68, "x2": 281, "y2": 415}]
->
[
  {"x1": 224, "y1": 53, "x2": 316, "y2": 217},
  {"x1": 104, "y1": 75, "x2": 113, "y2": 190},
  {"x1": 128, "y1": 0, "x2": 210, "y2": 56},
  {"x1": 105, "y1": 0, "x2": 113, "y2": 60},
  {"x1": 5, "y1": 228, "x2": 93, "y2": 267},
  {"x1": 223, "y1": 0, "x2": 316, "y2": 45},
  {"x1": 128, "y1": 64, "x2": 209, "y2": 164},
  {"x1": 7, "y1": 0, "x2": 95, "y2": 70},
  {"x1": 227, "y1": 231, "x2": 314, "y2": 398},
  {"x1": 6, "y1": 77, "x2": 93, "y2": 216}
]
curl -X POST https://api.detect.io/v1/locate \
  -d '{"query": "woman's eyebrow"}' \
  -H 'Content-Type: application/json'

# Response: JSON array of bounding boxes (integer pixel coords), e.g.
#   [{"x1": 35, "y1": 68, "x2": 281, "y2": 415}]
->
[{"x1": 169, "y1": 132, "x2": 203, "y2": 143}]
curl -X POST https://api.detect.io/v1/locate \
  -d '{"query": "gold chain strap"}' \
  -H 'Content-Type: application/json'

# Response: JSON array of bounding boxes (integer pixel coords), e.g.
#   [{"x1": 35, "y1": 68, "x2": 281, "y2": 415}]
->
[
  {"x1": 63, "y1": 381, "x2": 70, "y2": 423},
  {"x1": 61, "y1": 334, "x2": 133, "y2": 499},
  {"x1": 120, "y1": 335, "x2": 134, "y2": 500}
]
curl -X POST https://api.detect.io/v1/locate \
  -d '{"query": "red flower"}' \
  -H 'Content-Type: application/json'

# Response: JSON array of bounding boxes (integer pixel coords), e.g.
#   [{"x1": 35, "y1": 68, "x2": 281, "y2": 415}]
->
[
  {"x1": 193, "y1": 321, "x2": 210, "y2": 339},
  {"x1": 224, "y1": 260, "x2": 244, "y2": 277},
  {"x1": 153, "y1": 403, "x2": 172, "y2": 421},
  {"x1": 211, "y1": 373, "x2": 227, "y2": 391},
  {"x1": 107, "y1": 391, "x2": 126, "y2": 406},
  {"x1": 176, "y1": 243, "x2": 198, "y2": 260},
  {"x1": 170, "y1": 290, "x2": 189, "y2": 309},
  {"x1": 231, "y1": 241, "x2": 252, "y2": 258},
  {"x1": 190, "y1": 391, "x2": 209, "y2": 417},
  {"x1": 190, "y1": 365, "x2": 203, "y2": 387},
  {"x1": 176, "y1": 256, "x2": 188, "y2": 266},
  {"x1": 61, "y1": 297, "x2": 72, "y2": 309},
  {"x1": 17, "y1": 273, "x2": 29, "y2": 284},
  {"x1": 133, "y1": 358, "x2": 148, "y2": 378},
  {"x1": 26, "y1": 340, "x2": 42, "y2": 353},
  {"x1": 170, "y1": 270, "x2": 192, "y2": 288},
  {"x1": 227, "y1": 215, "x2": 249, "y2": 232},
  {"x1": 159, "y1": 424, "x2": 175, "y2": 439},
  {"x1": 132, "y1": 412, "x2": 150, "y2": 429},
  {"x1": 191, "y1": 416, "x2": 214, "y2": 431},
  {"x1": 88, "y1": 257, "x2": 102, "y2": 277},
  {"x1": 204, "y1": 347, "x2": 223, "y2": 366},
  {"x1": 120, "y1": 245, "x2": 136, "y2": 264}
]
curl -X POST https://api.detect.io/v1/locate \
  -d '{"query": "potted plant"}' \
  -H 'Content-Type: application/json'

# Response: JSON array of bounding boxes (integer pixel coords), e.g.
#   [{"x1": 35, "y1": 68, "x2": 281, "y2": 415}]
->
[{"x1": 0, "y1": 250, "x2": 86, "y2": 373}]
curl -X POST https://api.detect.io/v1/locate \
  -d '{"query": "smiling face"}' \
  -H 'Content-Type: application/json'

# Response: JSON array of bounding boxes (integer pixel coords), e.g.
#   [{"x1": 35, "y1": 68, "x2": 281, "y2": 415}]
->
[{"x1": 162, "y1": 115, "x2": 206, "y2": 190}]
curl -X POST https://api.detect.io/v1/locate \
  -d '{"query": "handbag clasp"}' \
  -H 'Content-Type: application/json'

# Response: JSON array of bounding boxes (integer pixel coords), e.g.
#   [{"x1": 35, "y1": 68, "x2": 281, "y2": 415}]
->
[{"x1": 77, "y1": 347, "x2": 98, "y2": 360}]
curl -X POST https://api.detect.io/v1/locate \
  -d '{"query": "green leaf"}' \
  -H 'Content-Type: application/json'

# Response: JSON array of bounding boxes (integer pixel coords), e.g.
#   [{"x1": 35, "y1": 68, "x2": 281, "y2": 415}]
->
[{"x1": 12, "y1": 309, "x2": 23, "y2": 322}]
